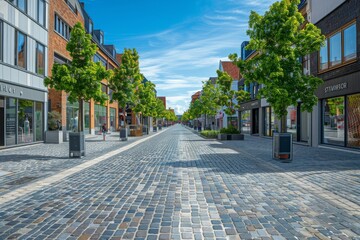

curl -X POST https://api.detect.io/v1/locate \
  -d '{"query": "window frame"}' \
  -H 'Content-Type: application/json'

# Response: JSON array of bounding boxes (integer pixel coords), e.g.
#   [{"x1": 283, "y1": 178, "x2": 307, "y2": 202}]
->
[
  {"x1": 54, "y1": 14, "x2": 71, "y2": 40},
  {"x1": 37, "y1": 0, "x2": 46, "y2": 27},
  {"x1": 15, "y1": 30, "x2": 27, "y2": 69},
  {"x1": 318, "y1": 20, "x2": 357, "y2": 73},
  {"x1": 36, "y1": 42, "x2": 45, "y2": 75}
]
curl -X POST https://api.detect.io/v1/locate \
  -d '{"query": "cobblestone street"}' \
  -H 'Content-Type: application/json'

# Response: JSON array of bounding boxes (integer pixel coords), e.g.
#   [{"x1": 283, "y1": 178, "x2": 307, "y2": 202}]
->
[{"x1": 0, "y1": 125, "x2": 359, "y2": 240}]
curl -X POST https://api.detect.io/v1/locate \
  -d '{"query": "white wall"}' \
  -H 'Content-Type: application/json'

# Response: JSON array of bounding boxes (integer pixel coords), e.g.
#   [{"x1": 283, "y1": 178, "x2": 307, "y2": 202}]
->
[{"x1": 0, "y1": 0, "x2": 49, "y2": 91}]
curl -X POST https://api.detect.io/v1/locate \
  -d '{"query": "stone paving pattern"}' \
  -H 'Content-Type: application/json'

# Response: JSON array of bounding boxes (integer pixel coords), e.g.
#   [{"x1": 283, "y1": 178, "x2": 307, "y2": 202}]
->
[{"x1": 0, "y1": 125, "x2": 359, "y2": 239}]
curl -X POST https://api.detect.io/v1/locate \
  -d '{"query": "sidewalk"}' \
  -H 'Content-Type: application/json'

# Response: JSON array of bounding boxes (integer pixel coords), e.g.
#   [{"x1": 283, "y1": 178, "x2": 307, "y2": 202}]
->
[{"x1": 0, "y1": 128, "x2": 164, "y2": 198}]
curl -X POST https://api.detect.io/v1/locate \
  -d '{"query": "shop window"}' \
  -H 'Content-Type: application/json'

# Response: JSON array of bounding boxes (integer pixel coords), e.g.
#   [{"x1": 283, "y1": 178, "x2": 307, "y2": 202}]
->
[
  {"x1": 18, "y1": 99, "x2": 33, "y2": 144},
  {"x1": 287, "y1": 105, "x2": 297, "y2": 139},
  {"x1": 227, "y1": 117, "x2": 238, "y2": 129},
  {"x1": 110, "y1": 108, "x2": 116, "y2": 132},
  {"x1": 84, "y1": 102, "x2": 90, "y2": 132},
  {"x1": 15, "y1": 31, "x2": 26, "y2": 69},
  {"x1": 38, "y1": 0, "x2": 46, "y2": 27},
  {"x1": 241, "y1": 110, "x2": 251, "y2": 134},
  {"x1": 35, "y1": 102, "x2": 43, "y2": 141},
  {"x1": 323, "y1": 97, "x2": 345, "y2": 146},
  {"x1": 66, "y1": 100, "x2": 79, "y2": 132},
  {"x1": 347, "y1": 94, "x2": 360, "y2": 148},
  {"x1": 319, "y1": 22, "x2": 357, "y2": 71},
  {"x1": 6, "y1": 98, "x2": 17, "y2": 146},
  {"x1": 36, "y1": 42, "x2": 45, "y2": 75}
]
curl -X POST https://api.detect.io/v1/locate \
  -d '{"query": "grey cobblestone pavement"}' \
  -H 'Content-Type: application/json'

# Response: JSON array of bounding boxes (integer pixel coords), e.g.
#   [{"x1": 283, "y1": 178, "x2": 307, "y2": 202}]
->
[{"x1": 0, "y1": 125, "x2": 359, "y2": 240}]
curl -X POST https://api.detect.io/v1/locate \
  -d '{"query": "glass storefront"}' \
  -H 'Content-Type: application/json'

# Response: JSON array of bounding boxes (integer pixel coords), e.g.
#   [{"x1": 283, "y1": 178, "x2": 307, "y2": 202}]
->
[
  {"x1": 347, "y1": 94, "x2": 360, "y2": 148},
  {"x1": 66, "y1": 100, "x2": 79, "y2": 132},
  {"x1": 2, "y1": 97, "x2": 44, "y2": 146},
  {"x1": 227, "y1": 116, "x2": 238, "y2": 129},
  {"x1": 110, "y1": 107, "x2": 116, "y2": 132},
  {"x1": 18, "y1": 99, "x2": 34, "y2": 144},
  {"x1": 95, "y1": 104, "x2": 106, "y2": 132},
  {"x1": 6, "y1": 98, "x2": 16, "y2": 146},
  {"x1": 241, "y1": 110, "x2": 251, "y2": 134},
  {"x1": 264, "y1": 107, "x2": 271, "y2": 136},
  {"x1": 323, "y1": 97, "x2": 345, "y2": 146},
  {"x1": 287, "y1": 105, "x2": 297, "y2": 139},
  {"x1": 84, "y1": 102, "x2": 90, "y2": 132}
]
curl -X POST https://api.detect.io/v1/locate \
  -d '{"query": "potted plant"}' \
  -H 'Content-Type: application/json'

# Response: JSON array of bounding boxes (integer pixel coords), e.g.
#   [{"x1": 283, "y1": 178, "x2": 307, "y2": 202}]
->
[
  {"x1": 45, "y1": 111, "x2": 63, "y2": 144},
  {"x1": 218, "y1": 125, "x2": 244, "y2": 140}
]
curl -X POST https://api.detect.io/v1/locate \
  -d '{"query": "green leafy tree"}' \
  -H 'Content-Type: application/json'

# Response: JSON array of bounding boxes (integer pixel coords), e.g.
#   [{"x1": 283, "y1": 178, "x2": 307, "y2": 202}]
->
[
  {"x1": 133, "y1": 80, "x2": 157, "y2": 125},
  {"x1": 230, "y1": 0, "x2": 325, "y2": 132},
  {"x1": 198, "y1": 80, "x2": 221, "y2": 127},
  {"x1": 44, "y1": 22, "x2": 109, "y2": 132},
  {"x1": 216, "y1": 70, "x2": 250, "y2": 116},
  {"x1": 153, "y1": 98, "x2": 165, "y2": 125},
  {"x1": 109, "y1": 48, "x2": 142, "y2": 128}
]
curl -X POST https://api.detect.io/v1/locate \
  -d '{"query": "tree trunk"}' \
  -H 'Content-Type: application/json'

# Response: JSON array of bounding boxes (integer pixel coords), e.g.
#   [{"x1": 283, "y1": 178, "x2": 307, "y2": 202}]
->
[
  {"x1": 78, "y1": 99, "x2": 83, "y2": 132},
  {"x1": 122, "y1": 107, "x2": 127, "y2": 128},
  {"x1": 280, "y1": 115, "x2": 287, "y2": 133},
  {"x1": 204, "y1": 114, "x2": 207, "y2": 129}
]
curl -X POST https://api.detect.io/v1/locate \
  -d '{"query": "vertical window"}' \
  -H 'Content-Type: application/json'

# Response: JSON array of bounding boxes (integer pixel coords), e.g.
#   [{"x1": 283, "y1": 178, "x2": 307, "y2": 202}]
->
[
  {"x1": 329, "y1": 32, "x2": 342, "y2": 67},
  {"x1": 347, "y1": 94, "x2": 360, "y2": 148},
  {"x1": 36, "y1": 42, "x2": 45, "y2": 75},
  {"x1": 38, "y1": 0, "x2": 45, "y2": 27},
  {"x1": 15, "y1": 31, "x2": 27, "y2": 69},
  {"x1": 54, "y1": 14, "x2": 70, "y2": 40},
  {"x1": 344, "y1": 23, "x2": 356, "y2": 62},
  {"x1": 319, "y1": 41, "x2": 328, "y2": 70},
  {"x1": 17, "y1": 0, "x2": 27, "y2": 13},
  {"x1": 323, "y1": 97, "x2": 345, "y2": 146},
  {"x1": 88, "y1": 21, "x2": 93, "y2": 34}
]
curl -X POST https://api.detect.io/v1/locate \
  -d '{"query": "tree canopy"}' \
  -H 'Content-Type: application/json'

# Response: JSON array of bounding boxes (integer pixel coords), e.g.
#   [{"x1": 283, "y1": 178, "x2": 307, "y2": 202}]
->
[
  {"x1": 44, "y1": 22, "x2": 110, "y2": 132},
  {"x1": 230, "y1": 0, "x2": 325, "y2": 123}
]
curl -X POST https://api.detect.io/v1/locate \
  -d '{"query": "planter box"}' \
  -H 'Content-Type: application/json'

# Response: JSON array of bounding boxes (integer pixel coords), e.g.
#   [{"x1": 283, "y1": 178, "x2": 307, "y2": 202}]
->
[
  {"x1": 153, "y1": 126, "x2": 158, "y2": 132},
  {"x1": 142, "y1": 125, "x2": 148, "y2": 135},
  {"x1": 45, "y1": 130, "x2": 63, "y2": 144},
  {"x1": 218, "y1": 133, "x2": 244, "y2": 140},
  {"x1": 120, "y1": 128, "x2": 128, "y2": 141},
  {"x1": 69, "y1": 132, "x2": 85, "y2": 158},
  {"x1": 272, "y1": 132, "x2": 292, "y2": 162}
]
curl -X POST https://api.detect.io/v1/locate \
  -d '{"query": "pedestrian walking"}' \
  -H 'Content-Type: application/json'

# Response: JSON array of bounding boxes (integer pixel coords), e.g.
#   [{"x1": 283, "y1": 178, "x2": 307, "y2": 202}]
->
[{"x1": 102, "y1": 123, "x2": 107, "y2": 141}]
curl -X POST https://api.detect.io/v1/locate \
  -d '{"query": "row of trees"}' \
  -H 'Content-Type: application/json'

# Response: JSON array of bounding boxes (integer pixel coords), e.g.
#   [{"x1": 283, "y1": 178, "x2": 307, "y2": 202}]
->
[
  {"x1": 183, "y1": 0, "x2": 325, "y2": 134},
  {"x1": 45, "y1": 22, "x2": 176, "y2": 132}
]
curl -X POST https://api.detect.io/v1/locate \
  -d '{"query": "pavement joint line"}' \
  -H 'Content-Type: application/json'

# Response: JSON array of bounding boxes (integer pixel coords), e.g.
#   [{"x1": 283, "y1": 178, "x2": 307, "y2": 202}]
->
[
  {"x1": 0, "y1": 128, "x2": 169, "y2": 206},
  {"x1": 215, "y1": 139, "x2": 360, "y2": 216}
]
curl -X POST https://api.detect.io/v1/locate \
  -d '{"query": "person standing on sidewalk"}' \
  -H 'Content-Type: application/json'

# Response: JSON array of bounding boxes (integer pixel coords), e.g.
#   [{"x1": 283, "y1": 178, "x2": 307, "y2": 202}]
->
[{"x1": 102, "y1": 123, "x2": 107, "y2": 141}]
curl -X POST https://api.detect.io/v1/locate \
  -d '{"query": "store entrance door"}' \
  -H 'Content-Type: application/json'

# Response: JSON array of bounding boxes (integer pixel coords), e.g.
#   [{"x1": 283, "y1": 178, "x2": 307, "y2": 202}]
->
[{"x1": 252, "y1": 108, "x2": 259, "y2": 134}]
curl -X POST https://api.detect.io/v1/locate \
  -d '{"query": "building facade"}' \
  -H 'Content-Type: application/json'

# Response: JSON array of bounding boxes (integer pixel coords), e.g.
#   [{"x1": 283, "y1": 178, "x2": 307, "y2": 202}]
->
[
  {"x1": 47, "y1": 0, "x2": 119, "y2": 138},
  {"x1": 0, "y1": 0, "x2": 49, "y2": 148},
  {"x1": 310, "y1": 0, "x2": 360, "y2": 149}
]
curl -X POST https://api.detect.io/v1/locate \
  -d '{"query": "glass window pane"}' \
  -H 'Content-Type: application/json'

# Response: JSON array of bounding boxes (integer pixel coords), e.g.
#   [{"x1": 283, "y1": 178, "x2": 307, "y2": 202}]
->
[
  {"x1": 110, "y1": 108, "x2": 116, "y2": 132},
  {"x1": 18, "y1": 100, "x2": 33, "y2": 144},
  {"x1": 36, "y1": 43, "x2": 45, "y2": 75},
  {"x1": 66, "y1": 100, "x2": 79, "y2": 132},
  {"x1": 241, "y1": 110, "x2": 251, "y2": 134},
  {"x1": 287, "y1": 105, "x2": 297, "y2": 139},
  {"x1": 323, "y1": 97, "x2": 345, "y2": 146},
  {"x1": 347, "y1": 94, "x2": 360, "y2": 148},
  {"x1": 0, "y1": 21, "x2": 2, "y2": 61},
  {"x1": 6, "y1": 98, "x2": 17, "y2": 146},
  {"x1": 16, "y1": 32, "x2": 26, "y2": 68},
  {"x1": 38, "y1": 0, "x2": 45, "y2": 26},
  {"x1": 329, "y1": 33, "x2": 342, "y2": 66},
  {"x1": 344, "y1": 23, "x2": 356, "y2": 62},
  {"x1": 84, "y1": 102, "x2": 90, "y2": 132},
  {"x1": 18, "y1": 0, "x2": 27, "y2": 12},
  {"x1": 319, "y1": 41, "x2": 328, "y2": 70},
  {"x1": 35, "y1": 102, "x2": 43, "y2": 141}
]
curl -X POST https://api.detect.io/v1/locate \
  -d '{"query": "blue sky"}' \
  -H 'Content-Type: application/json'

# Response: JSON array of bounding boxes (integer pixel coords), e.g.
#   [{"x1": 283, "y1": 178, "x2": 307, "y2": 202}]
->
[{"x1": 82, "y1": 0, "x2": 277, "y2": 114}]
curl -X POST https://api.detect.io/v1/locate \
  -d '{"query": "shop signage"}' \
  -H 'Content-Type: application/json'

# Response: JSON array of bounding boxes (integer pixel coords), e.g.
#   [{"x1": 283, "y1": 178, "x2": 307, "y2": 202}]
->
[
  {"x1": 0, "y1": 83, "x2": 17, "y2": 95},
  {"x1": 324, "y1": 82, "x2": 347, "y2": 94}
]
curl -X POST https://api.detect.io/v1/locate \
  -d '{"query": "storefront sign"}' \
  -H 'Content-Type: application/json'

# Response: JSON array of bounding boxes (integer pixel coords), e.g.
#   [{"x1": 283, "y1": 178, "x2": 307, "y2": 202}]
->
[
  {"x1": 324, "y1": 82, "x2": 347, "y2": 94},
  {"x1": 0, "y1": 83, "x2": 17, "y2": 95}
]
